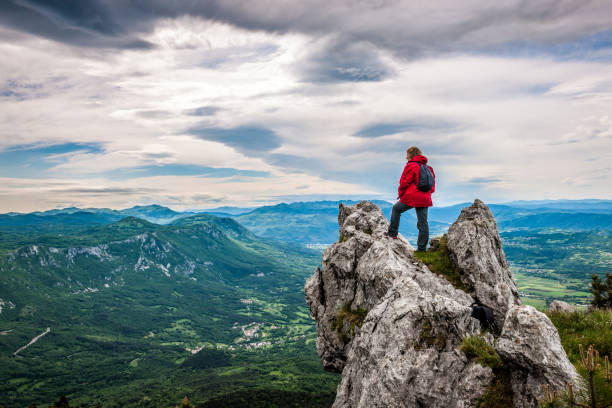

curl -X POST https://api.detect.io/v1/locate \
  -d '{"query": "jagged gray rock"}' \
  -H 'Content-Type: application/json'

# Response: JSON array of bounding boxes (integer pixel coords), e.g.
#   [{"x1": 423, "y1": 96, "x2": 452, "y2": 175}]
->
[
  {"x1": 305, "y1": 200, "x2": 581, "y2": 408},
  {"x1": 332, "y1": 275, "x2": 494, "y2": 408},
  {"x1": 446, "y1": 198, "x2": 522, "y2": 328},
  {"x1": 305, "y1": 201, "x2": 493, "y2": 407},
  {"x1": 305, "y1": 202, "x2": 416, "y2": 371},
  {"x1": 548, "y1": 300, "x2": 576, "y2": 314},
  {"x1": 496, "y1": 305, "x2": 581, "y2": 408}
]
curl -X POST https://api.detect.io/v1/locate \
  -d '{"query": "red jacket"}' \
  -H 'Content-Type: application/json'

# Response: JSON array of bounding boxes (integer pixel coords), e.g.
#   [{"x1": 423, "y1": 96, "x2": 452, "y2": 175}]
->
[{"x1": 398, "y1": 154, "x2": 435, "y2": 207}]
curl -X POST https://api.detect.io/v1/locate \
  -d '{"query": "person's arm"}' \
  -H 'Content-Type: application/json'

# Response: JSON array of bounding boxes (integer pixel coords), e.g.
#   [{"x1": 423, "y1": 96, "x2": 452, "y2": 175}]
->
[{"x1": 398, "y1": 163, "x2": 415, "y2": 198}]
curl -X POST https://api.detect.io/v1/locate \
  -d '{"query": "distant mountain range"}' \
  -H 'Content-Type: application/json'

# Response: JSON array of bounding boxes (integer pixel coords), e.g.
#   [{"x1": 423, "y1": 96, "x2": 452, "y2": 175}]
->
[
  {"x1": 500, "y1": 199, "x2": 612, "y2": 212},
  {"x1": 227, "y1": 199, "x2": 612, "y2": 244},
  {"x1": 2, "y1": 199, "x2": 612, "y2": 247},
  {"x1": 2, "y1": 204, "x2": 193, "y2": 227}
]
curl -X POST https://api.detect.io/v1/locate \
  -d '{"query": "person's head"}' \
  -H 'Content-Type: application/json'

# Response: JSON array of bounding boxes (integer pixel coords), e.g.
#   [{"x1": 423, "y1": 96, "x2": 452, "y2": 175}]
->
[{"x1": 406, "y1": 146, "x2": 422, "y2": 160}]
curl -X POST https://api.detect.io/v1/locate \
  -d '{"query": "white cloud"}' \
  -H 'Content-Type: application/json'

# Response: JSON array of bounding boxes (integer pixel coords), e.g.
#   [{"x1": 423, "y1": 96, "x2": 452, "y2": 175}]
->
[{"x1": 1, "y1": 11, "x2": 612, "y2": 211}]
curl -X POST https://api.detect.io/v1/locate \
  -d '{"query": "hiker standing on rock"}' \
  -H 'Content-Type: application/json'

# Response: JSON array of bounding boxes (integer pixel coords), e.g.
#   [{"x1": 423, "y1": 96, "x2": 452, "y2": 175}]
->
[{"x1": 385, "y1": 146, "x2": 435, "y2": 252}]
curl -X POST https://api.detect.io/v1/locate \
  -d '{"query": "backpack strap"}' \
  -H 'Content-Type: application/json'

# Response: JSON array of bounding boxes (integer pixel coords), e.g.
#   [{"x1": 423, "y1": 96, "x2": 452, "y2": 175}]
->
[{"x1": 408, "y1": 161, "x2": 423, "y2": 186}]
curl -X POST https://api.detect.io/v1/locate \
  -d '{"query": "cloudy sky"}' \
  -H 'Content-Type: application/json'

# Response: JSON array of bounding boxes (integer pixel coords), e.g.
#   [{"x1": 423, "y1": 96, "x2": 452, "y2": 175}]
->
[{"x1": 1, "y1": 0, "x2": 612, "y2": 212}]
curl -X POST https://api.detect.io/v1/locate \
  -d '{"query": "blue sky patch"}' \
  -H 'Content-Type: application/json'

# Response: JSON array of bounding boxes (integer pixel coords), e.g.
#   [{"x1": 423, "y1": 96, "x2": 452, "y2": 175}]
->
[
  {"x1": 486, "y1": 29, "x2": 612, "y2": 62},
  {"x1": 0, "y1": 142, "x2": 103, "y2": 178}
]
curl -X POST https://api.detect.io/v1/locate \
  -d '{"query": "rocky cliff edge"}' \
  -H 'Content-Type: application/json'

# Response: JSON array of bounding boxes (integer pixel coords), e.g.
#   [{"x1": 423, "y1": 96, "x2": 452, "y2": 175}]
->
[{"x1": 305, "y1": 200, "x2": 580, "y2": 408}]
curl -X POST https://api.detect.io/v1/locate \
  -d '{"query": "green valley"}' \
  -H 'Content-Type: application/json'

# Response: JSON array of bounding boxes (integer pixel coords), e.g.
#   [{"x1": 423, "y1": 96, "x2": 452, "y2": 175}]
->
[{"x1": 0, "y1": 214, "x2": 338, "y2": 407}]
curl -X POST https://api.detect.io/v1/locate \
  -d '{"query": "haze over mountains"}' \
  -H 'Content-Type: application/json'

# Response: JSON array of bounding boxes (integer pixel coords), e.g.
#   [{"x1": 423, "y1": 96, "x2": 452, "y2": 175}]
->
[{"x1": 3, "y1": 199, "x2": 611, "y2": 245}]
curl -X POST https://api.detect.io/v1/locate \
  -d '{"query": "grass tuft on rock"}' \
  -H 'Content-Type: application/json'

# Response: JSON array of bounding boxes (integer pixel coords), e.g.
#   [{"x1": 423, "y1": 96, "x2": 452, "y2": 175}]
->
[
  {"x1": 331, "y1": 304, "x2": 368, "y2": 345},
  {"x1": 475, "y1": 374, "x2": 514, "y2": 408},
  {"x1": 413, "y1": 235, "x2": 469, "y2": 292},
  {"x1": 459, "y1": 336, "x2": 513, "y2": 408},
  {"x1": 460, "y1": 335, "x2": 503, "y2": 369}
]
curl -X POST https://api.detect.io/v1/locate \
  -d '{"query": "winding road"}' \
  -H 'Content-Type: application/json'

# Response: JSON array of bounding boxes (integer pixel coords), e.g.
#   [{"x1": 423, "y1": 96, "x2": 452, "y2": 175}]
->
[{"x1": 13, "y1": 327, "x2": 51, "y2": 356}]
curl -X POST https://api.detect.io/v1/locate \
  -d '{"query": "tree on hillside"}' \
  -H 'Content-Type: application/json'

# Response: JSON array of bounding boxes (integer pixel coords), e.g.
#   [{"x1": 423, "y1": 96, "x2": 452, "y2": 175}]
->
[
  {"x1": 176, "y1": 396, "x2": 194, "y2": 408},
  {"x1": 50, "y1": 395, "x2": 74, "y2": 408},
  {"x1": 591, "y1": 273, "x2": 612, "y2": 309}
]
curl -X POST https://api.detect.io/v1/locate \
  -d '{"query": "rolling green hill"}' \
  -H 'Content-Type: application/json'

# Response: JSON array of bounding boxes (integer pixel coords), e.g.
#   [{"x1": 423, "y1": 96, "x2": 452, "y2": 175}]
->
[{"x1": 0, "y1": 215, "x2": 338, "y2": 407}]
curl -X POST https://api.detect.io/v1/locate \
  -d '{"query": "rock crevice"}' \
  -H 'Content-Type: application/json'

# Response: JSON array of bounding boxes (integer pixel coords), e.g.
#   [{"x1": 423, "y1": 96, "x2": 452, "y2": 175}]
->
[{"x1": 305, "y1": 200, "x2": 580, "y2": 408}]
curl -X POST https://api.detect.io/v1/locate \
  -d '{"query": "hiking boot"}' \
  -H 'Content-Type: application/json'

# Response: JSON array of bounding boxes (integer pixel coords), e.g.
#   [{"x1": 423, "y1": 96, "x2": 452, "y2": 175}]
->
[{"x1": 383, "y1": 232, "x2": 398, "y2": 239}]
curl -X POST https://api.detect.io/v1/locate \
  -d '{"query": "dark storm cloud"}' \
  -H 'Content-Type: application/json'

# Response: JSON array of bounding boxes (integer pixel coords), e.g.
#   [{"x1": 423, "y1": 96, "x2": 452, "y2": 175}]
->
[
  {"x1": 3, "y1": 0, "x2": 612, "y2": 57},
  {"x1": 191, "y1": 126, "x2": 281, "y2": 154},
  {"x1": 298, "y1": 40, "x2": 392, "y2": 83},
  {"x1": 2, "y1": 1, "x2": 612, "y2": 87},
  {"x1": 0, "y1": 0, "x2": 151, "y2": 49}
]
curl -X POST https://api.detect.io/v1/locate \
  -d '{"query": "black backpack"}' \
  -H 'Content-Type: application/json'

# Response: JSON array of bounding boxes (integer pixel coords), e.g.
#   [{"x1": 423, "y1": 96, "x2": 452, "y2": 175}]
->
[
  {"x1": 410, "y1": 161, "x2": 434, "y2": 192},
  {"x1": 470, "y1": 302, "x2": 498, "y2": 332}
]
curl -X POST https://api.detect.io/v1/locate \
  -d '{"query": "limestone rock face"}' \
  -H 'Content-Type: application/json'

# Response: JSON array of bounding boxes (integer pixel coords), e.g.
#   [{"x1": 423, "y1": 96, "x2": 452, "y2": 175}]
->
[
  {"x1": 496, "y1": 305, "x2": 581, "y2": 408},
  {"x1": 305, "y1": 201, "x2": 492, "y2": 407},
  {"x1": 306, "y1": 200, "x2": 581, "y2": 408},
  {"x1": 332, "y1": 274, "x2": 493, "y2": 408},
  {"x1": 445, "y1": 199, "x2": 522, "y2": 328},
  {"x1": 548, "y1": 300, "x2": 576, "y2": 314},
  {"x1": 305, "y1": 201, "x2": 414, "y2": 372}
]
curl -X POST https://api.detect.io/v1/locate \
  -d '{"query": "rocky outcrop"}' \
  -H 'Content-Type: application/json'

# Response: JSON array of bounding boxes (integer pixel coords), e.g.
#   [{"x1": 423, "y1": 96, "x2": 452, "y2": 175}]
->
[
  {"x1": 548, "y1": 300, "x2": 576, "y2": 314},
  {"x1": 496, "y1": 305, "x2": 580, "y2": 407},
  {"x1": 445, "y1": 199, "x2": 521, "y2": 329},
  {"x1": 305, "y1": 200, "x2": 581, "y2": 408},
  {"x1": 305, "y1": 201, "x2": 416, "y2": 371}
]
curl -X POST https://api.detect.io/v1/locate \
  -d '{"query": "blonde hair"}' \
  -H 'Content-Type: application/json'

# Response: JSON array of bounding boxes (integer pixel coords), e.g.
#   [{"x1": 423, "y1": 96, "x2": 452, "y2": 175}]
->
[{"x1": 407, "y1": 146, "x2": 422, "y2": 159}]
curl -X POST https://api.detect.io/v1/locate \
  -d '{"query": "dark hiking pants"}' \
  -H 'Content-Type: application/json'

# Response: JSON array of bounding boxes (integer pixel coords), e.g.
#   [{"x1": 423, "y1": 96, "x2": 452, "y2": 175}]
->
[{"x1": 387, "y1": 201, "x2": 429, "y2": 251}]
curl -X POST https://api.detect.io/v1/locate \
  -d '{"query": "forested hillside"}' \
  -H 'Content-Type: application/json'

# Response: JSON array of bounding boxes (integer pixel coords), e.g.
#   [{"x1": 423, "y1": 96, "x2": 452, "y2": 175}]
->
[{"x1": 0, "y1": 214, "x2": 338, "y2": 406}]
